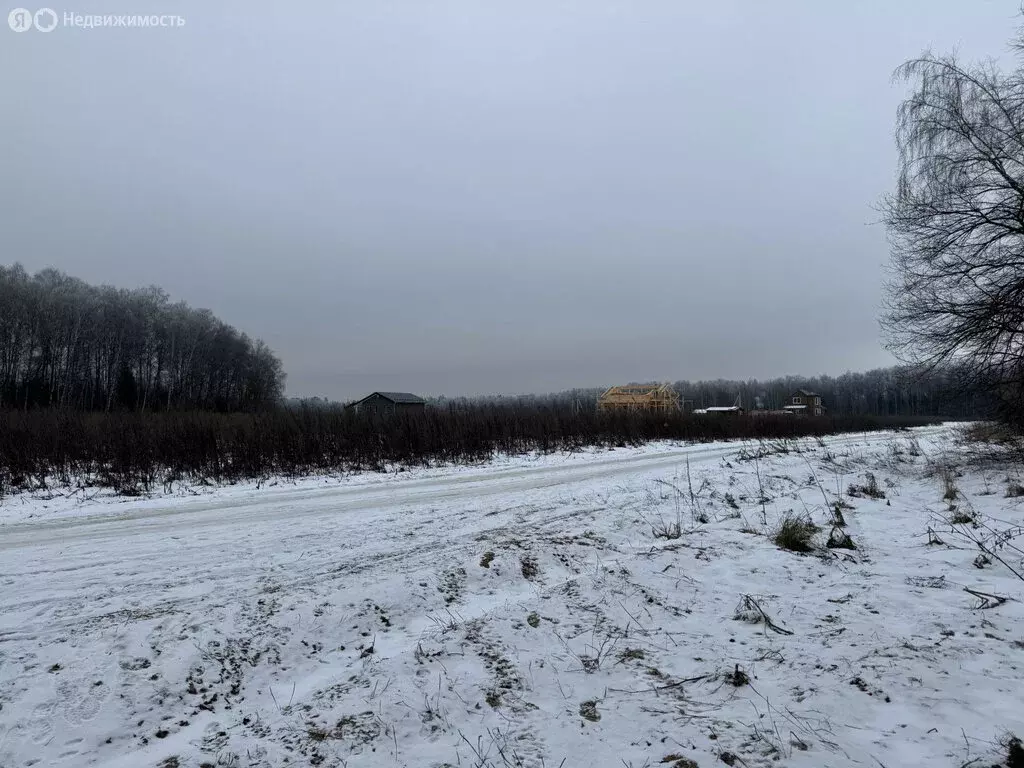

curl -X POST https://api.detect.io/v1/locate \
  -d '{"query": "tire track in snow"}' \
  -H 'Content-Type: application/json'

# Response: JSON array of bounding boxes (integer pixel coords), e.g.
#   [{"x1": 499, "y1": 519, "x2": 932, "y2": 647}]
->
[{"x1": 0, "y1": 428, "x2": 940, "y2": 549}]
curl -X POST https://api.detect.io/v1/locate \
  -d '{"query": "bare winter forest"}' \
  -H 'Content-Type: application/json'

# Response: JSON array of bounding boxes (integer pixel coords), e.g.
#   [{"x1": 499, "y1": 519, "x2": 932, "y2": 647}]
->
[
  {"x1": 0, "y1": 266, "x2": 974, "y2": 497},
  {"x1": 0, "y1": 264, "x2": 285, "y2": 412}
]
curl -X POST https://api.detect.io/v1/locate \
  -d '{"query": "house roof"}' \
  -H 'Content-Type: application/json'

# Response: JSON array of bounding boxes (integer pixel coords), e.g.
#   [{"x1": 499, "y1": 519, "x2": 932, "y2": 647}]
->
[
  {"x1": 704, "y1": 406, "x2": 743, "y2": 412},
  {"x1": 351, "y1": 391, "x2": 426, "y2": 405},
  {"x1": 783, "y1": 404, "x2": 808, "y2": 410},
  {"x1": 793, "y1": 389, "x2": 819, "y2": 397}
]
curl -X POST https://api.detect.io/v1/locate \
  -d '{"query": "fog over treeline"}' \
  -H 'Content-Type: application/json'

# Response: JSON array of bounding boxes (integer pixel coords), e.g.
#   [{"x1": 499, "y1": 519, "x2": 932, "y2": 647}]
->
[{"x1": 1, "y1": 264, "x2": 987, "y2": 418}]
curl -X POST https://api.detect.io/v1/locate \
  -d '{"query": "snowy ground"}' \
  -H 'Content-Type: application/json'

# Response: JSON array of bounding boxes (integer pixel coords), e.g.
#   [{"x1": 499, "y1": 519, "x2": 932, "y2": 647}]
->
[{"x1": 1, "y1": 425, "x2": 1023, "y2": 768}]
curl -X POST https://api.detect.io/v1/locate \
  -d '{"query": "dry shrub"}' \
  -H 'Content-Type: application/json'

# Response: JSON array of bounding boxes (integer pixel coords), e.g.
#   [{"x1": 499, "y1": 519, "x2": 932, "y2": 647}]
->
[
  {"x1": 963, "y1": 422, "x2": 1020, "y2": 446},
  {"x1": 948, "y1": 507, "x2": 977, "y2": 525},
  {"x1": 660, "y1": 756, "x2": 698, "y2": 768},
  {"x1": 1003, "y1": 734, "x2": 1024, "y2": 768},
  {"x1": 0, "y1": 407, "x2": 943, "y2": 496},
  {"x1": 773, "y1": 514, "x2": 819, "y2": 552},
  {"x1": 578, "y1": 700, "x2": 600, "y2": 722},
  {"x1": 520, "y1": 556, "x2": 539, "y2": 581},
  {"x1": 848, "y1": 472, "x2": 886, "y2": 500},
  {"x1": 940, "y1": 466, "x2": 959, "y2": 501},
  {"x1": 726, "y1": 664, "x2": 750, "y2": 686},
  {"x1": 652, "y1": 519, "x2": 682, "y2": 540}
]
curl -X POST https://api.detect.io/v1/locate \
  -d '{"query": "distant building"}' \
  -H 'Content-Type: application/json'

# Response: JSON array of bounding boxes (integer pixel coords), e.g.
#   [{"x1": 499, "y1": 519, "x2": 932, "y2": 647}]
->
[
  {"x1": 347, "y1": 391, "x2": 426, "y2": 415},
  {"x1": 783, "y1": 389, "x2": 825, "y2": 416},
  {"x1": 597, "y1": 384, "x2": 680, "y2": 413},
  {"x1": 693, "y1": 394, "x2": 744, "y2": 415},
  {"x1": 701, "y1": 405, "x2": 744, "y2": 415}
]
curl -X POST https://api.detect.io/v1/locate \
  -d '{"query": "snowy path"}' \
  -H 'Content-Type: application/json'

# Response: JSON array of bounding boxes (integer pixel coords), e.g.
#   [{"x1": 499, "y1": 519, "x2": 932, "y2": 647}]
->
[{"x1": 2, "y1": 425, "x2": 1022, "y2": 768}]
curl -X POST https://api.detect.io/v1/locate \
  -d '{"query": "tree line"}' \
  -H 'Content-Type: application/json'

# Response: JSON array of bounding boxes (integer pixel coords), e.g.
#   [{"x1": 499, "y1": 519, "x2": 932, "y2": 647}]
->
[
  {"x1": 434, "y1": 366, "x2": 988, "y2": 419},
  {"x1": 0, "y1": 264, "x2": 285, "y2": 412},
  {"x1": 672, "y1": 367, "x2": 985, "y2": 418}
]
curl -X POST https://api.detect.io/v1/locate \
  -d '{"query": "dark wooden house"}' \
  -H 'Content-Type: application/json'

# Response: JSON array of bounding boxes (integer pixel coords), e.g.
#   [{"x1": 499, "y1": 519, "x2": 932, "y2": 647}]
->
[
  {"x1": 347, "y1": 391, "x2": 427, "y2": 415},
  {"x1": 783, "y1": 389, "x2": 825, "y2": 416}
]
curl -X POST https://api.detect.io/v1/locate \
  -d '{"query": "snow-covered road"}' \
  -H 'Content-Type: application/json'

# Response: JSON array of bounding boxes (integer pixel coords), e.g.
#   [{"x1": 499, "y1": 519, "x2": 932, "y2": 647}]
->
[
  {"x1": 2, "y1": 425, "x2": 1022, "y2": 768},
  {"x1": 1, "y1": 440, "x2": 751, "y2": 547}
]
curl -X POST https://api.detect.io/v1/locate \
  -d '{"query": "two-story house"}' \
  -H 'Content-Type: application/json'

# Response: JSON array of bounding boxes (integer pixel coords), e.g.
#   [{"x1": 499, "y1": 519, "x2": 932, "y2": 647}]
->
[{"x1": 783, "y1": 389, "x2": 825, "y2": 416}]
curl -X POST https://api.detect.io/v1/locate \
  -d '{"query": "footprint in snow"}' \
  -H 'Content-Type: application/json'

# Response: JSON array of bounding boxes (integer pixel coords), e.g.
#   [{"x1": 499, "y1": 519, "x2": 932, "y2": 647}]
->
[
  {"x1": 25, "y1": 700, "x2": 59, "y2": 746},
  {"x1": 56, "y1": 672, "x2": 115, "y2": 726}
]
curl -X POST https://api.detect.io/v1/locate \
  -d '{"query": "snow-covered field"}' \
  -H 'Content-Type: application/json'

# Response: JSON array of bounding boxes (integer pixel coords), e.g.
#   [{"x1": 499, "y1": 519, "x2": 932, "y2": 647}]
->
[{"x1": 2, "y1": 425, "x2": 1023, "y2": 768}]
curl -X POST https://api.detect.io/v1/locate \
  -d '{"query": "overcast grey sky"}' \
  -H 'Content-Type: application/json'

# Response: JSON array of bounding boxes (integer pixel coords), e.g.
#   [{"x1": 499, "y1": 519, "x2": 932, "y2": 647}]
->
[{"x1": 1, "y1": 1, "x2": 1018, "y2": 398}]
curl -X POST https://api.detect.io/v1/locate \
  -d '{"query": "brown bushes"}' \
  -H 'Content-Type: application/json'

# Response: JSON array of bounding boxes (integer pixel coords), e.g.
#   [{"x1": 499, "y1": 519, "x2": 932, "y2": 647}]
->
[{"x1": 0, "y1": 405, "x2": 941, "y2": 496}]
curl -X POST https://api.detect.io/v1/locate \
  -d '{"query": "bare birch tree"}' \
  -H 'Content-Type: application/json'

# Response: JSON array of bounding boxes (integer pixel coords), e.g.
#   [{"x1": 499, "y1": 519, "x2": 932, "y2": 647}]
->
[{"x1": 882, "y1": 40, "x2": 1024, "y2": 421}]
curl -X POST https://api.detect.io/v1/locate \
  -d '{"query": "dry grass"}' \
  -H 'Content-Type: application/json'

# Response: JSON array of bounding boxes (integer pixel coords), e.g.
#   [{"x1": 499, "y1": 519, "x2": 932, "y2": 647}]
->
[
  {"x1": 848, "y1": 472, "x2": 886, "y2": 500},
  {"x1": 520, "y1": 556, "x2": 539, "y2": 581},
  {"x1": 578, "y1": 700, "x2": 601, "y2": 722},
  {"x1": 773, "y1": 514, "x2": 820, "y2": 553},
  {"x1": 1002, "y1": 734, "x2": 1024, "y2": 768},
  {"x1": 726, "y1": 664, "x2": 750, "y2": 686},
  {"x1": 617, "y1": 648, "x2": 646, "y2": 662},
  {"x1": 660, "y1": 755, "x2": 699, "y2": 768},
  {"x1": 948, "y1": 507, "x2": 977, "y2": 525},
  {"x1": 651, "y1": 518, "x2": 682, "y2": 540},
  {"x1": 962, "y1": 422, "x2": 1021, "y2": 446},
  {"x1": 940, "y1": 466, "x2": 959, "y2": 501}
]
